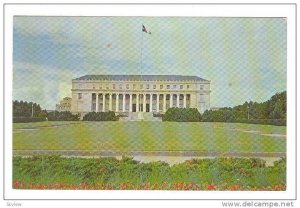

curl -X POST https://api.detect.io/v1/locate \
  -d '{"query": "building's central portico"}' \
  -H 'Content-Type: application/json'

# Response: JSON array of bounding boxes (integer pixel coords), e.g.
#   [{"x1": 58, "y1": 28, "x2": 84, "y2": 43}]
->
[{"x1": 91, "y1": 93, "x2": 191, "y2": 113}]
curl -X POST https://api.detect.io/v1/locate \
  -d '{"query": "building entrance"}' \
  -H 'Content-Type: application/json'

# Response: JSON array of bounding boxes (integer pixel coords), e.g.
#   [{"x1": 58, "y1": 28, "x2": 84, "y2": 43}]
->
[
  {"x1": 132, "y1": 104, "x2": 136, "y2": 112},
  {"x1": 139, "y1": 104, "x2": 143, "y2": 112}
]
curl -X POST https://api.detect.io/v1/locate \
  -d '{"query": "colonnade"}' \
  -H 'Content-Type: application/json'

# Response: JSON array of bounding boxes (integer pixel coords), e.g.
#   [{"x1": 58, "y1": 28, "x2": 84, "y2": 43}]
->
[{"x1": 91, "y1": 93, "x2": 190, "y2": 113}]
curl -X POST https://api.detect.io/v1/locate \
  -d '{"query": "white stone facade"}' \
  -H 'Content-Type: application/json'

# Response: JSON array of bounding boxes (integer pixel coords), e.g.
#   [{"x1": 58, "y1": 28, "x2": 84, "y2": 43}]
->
[
  {"x1": 71, "y1": 75, "x2": 211, "y2": 116},
  {"x1": 55, "y1": 97, "x2": 72, "y2": 112}
]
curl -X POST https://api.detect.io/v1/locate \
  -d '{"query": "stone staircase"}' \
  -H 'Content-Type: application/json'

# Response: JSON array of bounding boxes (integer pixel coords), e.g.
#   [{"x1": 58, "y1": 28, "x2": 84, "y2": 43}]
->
[{"x1": 119, "y1": 112, "x2": 162, "y2": 121}]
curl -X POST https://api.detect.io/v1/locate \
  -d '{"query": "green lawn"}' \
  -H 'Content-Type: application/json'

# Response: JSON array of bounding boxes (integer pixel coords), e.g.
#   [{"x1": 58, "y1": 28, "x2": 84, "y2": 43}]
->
[{"x1": 13, "y1": 121, "x2": 286, "y2": 153}]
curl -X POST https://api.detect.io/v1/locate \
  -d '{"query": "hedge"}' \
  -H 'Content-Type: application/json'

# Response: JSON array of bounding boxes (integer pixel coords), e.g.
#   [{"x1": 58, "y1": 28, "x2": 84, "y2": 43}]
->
[
  {"x1": 83, "y1": 111, "x2": 118, "y2": 121},
  {"x1": 162, "y1": 108, "x2": 201, "y2": 122},
  {"x1": 13, "y1": 117, "x2": 46, "y2": 123},
  {"x1": 47, "y1": 111, "x2": 80, "y2": 121},
  {"x1": 13, "y1": 156, "x2": 286, "y2": 190}
]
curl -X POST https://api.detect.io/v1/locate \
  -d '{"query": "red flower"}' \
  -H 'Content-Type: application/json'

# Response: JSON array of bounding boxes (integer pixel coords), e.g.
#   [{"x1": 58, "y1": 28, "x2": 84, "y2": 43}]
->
[
  {"x1": 120, "y1": 182, "x2": 127, "y2": 190},
  {"x1": 13, "y1": 180, "x2": 26, "y2": 189},
  {"x1": 207, "y1": 184, "x2": 215, "y2": 190}
]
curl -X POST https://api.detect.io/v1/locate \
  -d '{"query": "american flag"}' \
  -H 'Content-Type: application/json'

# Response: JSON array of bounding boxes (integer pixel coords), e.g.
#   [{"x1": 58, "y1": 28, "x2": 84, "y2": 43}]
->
[{"x1": 142, "y1": 25, "x2": 151, "y2": 34}]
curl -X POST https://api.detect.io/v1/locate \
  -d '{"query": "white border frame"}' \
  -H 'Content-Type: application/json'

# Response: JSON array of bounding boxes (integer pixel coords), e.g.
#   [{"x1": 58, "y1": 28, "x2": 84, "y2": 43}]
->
[{"x1": 3, "y1": 4, "x2": 296, "y2": 200}]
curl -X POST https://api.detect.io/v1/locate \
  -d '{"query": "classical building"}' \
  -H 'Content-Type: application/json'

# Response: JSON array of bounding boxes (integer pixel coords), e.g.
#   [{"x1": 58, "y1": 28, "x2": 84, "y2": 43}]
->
[
  {"x1": 71, "y1": 75, "x2": 211, "y2": 119},
  {"x1": 55, "y1": 97, "x2": 72, "y2": 112}
]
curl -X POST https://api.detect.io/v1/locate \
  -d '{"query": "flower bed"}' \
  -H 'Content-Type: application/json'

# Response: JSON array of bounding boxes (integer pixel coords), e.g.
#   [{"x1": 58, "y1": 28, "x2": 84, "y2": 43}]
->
[
  {"x1": 13, "y1": 155, "x2": 286, "y2": 191},
  {"x1": 13, "y1": 180, "x2": 286, "y2": 191}
]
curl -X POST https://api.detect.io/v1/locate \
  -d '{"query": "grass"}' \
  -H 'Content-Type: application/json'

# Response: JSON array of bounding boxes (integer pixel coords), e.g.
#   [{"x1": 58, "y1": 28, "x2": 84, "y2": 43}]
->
[
  {"x1": 13, "y1": 121, "x2": 286, "y2": 153},
  {"x1": 12, "y1": 122, "x2": 286, "y2": 190},
  {"x1": 12, "y1": 155, "x2": 286, "y2": 190}
]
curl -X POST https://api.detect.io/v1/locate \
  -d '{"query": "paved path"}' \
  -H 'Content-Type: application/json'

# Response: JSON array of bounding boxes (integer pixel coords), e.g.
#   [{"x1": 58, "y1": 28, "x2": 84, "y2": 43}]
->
[{"x1": 13, "y1": 150, "x2": 286, "y2": 158}]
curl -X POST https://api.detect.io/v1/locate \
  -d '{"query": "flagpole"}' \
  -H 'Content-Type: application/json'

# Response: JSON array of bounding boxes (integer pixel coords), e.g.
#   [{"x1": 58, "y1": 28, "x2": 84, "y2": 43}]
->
[{"x1": 139, "y1": 24, "x2": 144, "y2": 112}]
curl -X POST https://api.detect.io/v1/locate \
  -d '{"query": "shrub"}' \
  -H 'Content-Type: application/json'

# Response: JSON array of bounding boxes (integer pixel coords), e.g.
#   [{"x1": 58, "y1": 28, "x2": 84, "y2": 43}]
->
[
  {"x1": 47, "y1": 111, "x2": 80, "y2": 121},
  {"x1": 13, "y1": 156, "x2": 286, "y2": 190},
  {"x1": 162, "y1": 108, "x2": 201, "y2": 122},
  {"x1": 117, "y1": 113, "x2": 128, "y2": 117},
  {"x1": 83, "y1": 111, "x2": 118, "y2": 121},
  {"x1": 13, "y1": 117, "x2": 46, "y2": 123},
  {"x1": 201, "y1": 110, "x2": 236, "y2": 122}
]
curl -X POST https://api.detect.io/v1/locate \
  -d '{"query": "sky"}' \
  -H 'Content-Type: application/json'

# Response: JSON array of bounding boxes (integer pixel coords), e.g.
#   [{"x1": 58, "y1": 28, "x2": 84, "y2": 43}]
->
[{"x1": 13, "y1": 16, "x2": 286, "y2": 110}]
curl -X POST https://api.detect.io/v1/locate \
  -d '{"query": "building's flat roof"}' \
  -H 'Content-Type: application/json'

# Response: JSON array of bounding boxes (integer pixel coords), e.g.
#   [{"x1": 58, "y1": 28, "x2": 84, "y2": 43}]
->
[{"x1": 74, "y1": 75, "x2": 208, "y2": 82}]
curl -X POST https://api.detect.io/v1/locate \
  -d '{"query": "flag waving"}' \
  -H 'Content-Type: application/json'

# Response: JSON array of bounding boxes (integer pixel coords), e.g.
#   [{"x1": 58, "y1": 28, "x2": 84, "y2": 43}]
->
[{"x1": 142, "y1": 25, "x2": 151, "y2": 34}]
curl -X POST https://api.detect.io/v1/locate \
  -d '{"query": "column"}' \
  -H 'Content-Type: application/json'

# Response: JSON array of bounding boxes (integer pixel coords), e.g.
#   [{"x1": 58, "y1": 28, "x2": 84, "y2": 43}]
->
[
  {"x1": 136, "y1": 94, "x2": 139, "y2": 112},
  {"x1": 129, "y1": 94, "x2": 133, "y2": 112},
  {"x1": 116, "y1": 93, "x2": 119, "y2": 112},
  {"x1": 183, "y1": 94, "x2": 187, "y2": 108},
  {"x1": 122, "y1": 94, "x2": 126, "y2": 112},
  {"x1": 177, "y1": 94, "x2": 180, "y2": 108},
  {"x1": 156, "y1": 94, "x2": 159, "y2": 112},
  {"x1": 143, "y1": 94, "x2": 146, "y2": 112},
  {"x1": 170, "y1": 94, "x2": 173, "y2": 108},
  {"x1": 109, "y1": 93, "x2": 112, "y2": 111},
  {"x1": 163, "y1": 94, "x2": 166, "y2": 112},
  {"x1": 102, "y1": 93, "x2": 105, "y2": 112},
  {"x1": 150, "y1": 94, "x2": 153, "y2": 112},
  {"x1": 95, "y1": 93, "x2": 98, "y2": 112},
  {"x1": 91, "y1": 93, "x2": 93, "y2": 111}
]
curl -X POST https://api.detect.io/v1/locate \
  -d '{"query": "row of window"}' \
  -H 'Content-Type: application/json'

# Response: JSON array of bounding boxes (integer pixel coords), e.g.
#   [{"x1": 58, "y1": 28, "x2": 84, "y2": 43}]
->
[
  {"x1": 78, "y1": 93, "x2": 205, "y2": 100},
  {"x1": 77, "y1": 84, "x2": 205, "y2": 90},
  {"x1": 103, "y1": 84, "x2": 189, "y2": 90}
]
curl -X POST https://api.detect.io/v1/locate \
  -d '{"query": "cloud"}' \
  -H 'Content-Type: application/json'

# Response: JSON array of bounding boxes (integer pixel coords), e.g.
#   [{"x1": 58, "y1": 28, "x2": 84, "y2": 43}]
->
[
  {"x1": 13, "y1": 17, "x2": 287, "y2": 108},
  {"x1": 13, "y1": 62, "x2": 73, "y2": 109}
]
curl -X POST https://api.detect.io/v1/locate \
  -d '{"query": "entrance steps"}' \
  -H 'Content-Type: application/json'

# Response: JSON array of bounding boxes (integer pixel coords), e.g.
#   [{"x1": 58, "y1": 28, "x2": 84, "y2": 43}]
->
[{"x1": 119, "y1": 112, "x2": 162, "y2": 121}]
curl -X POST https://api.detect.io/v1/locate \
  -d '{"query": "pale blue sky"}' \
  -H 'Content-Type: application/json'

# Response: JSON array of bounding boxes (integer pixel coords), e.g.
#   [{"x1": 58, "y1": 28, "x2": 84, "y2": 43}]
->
[{"x1": 13, "y1": 16, "x2": 286, "y2": 110}]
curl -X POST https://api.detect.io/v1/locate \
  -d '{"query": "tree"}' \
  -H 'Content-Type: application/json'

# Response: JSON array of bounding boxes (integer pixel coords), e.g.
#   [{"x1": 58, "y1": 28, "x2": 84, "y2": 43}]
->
[
  {"x1": 38, "y1": 110, "x2": 48, "y2": 118},
  {"x1": 13, "y1": 100, "x2": 43, "y2": 117},
  {"x1": 200, "y1": 91, "x2": 286, "y2": 125}
]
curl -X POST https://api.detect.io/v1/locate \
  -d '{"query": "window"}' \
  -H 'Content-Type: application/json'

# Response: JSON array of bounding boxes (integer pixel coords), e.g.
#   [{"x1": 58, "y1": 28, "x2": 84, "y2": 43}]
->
[
  {"x1": 119, "y1": 84, "x2": 122, "y2": 89},
  {"x1": 187, "y1": 85, "x2": 190, "y2": 89},
  {"x1": 140, "y1": 84, "x2": 143, "y2": 89},
  {"x1": 126, "y1": 84, "x2": 129, "y2": 89},
  {"x1": 173, "y1": 85, "x2": 177, "y2": 89},
  {"x1": 99, "y1": 84, "x2": 102, "y2": 89},
  {"x1": 180, "y1": 85, "x2": 183, "y2": 89},
  {"x1": 133, "y1": 84, "x2": 136, "y2": 89},
  {"x1": 160, "y1": 85, "x2": 163, "y2": 89},
  {"x1": 200, "y1": 85, "x2": 204, "y2": 90},
  {"x1": 167, "y1": 85, "x2": 170, "y2": 89},
  {"x1": 153, "y1": 84, "x2": 156, "y2": 89},
  {"x1": 78, "y1": 93, "x2": 82, "y2": 99},
  {"x1": 78, "y1": 84, "x2": 82, "y2": 89},
  {"x1": 92, "y1": 84, "x2": 95, "y2": 89},
  {"x1": 146, "y1": 84, "x2": 150, "y2": 89},
  {"x1": 113, "y1": 84, "x2": 116, "y2": 89},
  {"x1": 106, "y1": 84, "x2": 109, "y2": 89}
]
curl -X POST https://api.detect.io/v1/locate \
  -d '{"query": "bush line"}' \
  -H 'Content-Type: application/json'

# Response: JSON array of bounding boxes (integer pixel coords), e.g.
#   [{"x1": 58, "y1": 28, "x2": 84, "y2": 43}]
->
[{"x1": 13, "y1": 155, "x2": 286, "y2": 190}]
